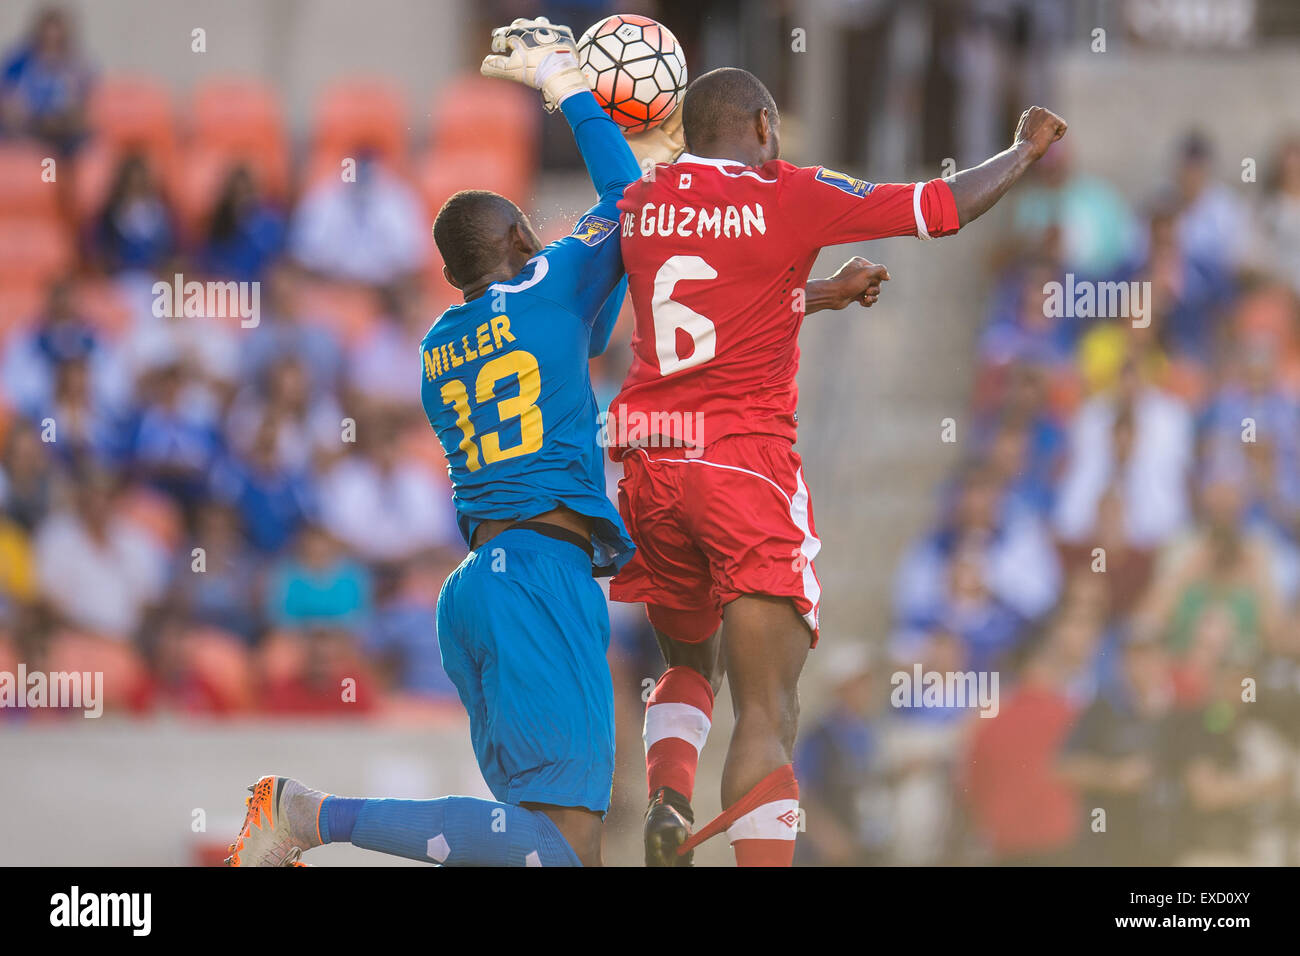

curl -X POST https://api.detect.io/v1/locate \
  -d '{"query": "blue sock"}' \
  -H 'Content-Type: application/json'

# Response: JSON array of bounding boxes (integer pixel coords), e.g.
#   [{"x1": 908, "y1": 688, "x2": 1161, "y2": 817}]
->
[
  {"x1": 322, "y1": 795, "x2": 583, "y2": 867},
  {"x1": 320, "y1": 796, "x2": 364, "y2": 844}
]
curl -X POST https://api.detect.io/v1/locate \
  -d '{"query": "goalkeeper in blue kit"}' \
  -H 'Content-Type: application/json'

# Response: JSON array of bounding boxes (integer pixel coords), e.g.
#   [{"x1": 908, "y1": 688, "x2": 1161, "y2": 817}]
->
[{"x1": 224, "y1": 18, "x2": 888, "y2": 868}]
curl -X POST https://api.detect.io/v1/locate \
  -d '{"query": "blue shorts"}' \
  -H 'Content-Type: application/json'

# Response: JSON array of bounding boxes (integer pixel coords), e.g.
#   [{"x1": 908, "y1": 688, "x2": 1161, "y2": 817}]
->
[{"x1": 436, "y1": 527, "x2": 615, "y2": 814}]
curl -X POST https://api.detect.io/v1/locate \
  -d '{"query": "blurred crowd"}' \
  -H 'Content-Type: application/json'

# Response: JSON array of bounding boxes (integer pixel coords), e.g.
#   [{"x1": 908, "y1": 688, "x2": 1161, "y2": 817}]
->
[
  {"x1": 0, "y1": 6, "x2": 656, "y2": 721},
  {"x1": 796, "y1": 131, "x2": 1300, "y2": 866},
  {"x1": 4, "y1": 3, "x2": 1300, "y2": 867}
]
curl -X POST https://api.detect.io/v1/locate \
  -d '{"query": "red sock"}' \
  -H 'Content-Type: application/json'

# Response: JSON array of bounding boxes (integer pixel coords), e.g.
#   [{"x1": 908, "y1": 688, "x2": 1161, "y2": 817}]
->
[
  {"x1": 728, "y1": 764, "x2": 800, "y2": 867},
  {"x1": 643, "y1": 666, "x2": 714, "y2": 801},
  {"x1": 674, "y1": 763, "x2": 801, "y2": 866},
  {"x1": 728, "y1": 764, "x2": 795, "y2": 868}
]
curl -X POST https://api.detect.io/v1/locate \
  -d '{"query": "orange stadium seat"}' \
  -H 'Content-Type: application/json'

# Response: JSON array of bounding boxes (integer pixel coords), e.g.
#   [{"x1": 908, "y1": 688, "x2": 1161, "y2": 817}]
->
[
  {"x1": 0, "y1": 216, "x2": 73, "y2": 287},
  {"x1": 419, "y1": 147, "x2": 531, "y2": 279},
  {"x1": 181, "y1": 77, "x2": 291, "y2": 226},
  {"x1": 46, "y1": 631, "x2": 148, "y2": 712},
  {"x1": 74, "y1": 75, "x2": 180, "y2": 223},
  {"x1": 86, "y1": 74, "x2": 178, "y2": 166},
  {"x1": 0, "y1": 141, "x2": 60, "y2": 218},
  {"x1": 292, "y1": 279, "x2": 381, "y2": 346},
  {"x1": 430, "y1": 76, "x2": 538, "y2": 174},
  {"x1": 257, "y1": 630, "x2": 309, "y2": 687},
  {"x1": 417, "y1": 146, "x2": 531, "y2": 222},
  {"x1": 311, "y1": 78, "x2": 409, "y2": 175},
  {"x1": 181, "y1": 627, "x2": 257, "y2": 713},
  {"x1": 190, "y1": 77, "x2": 286, "y2": 154},
  {"x1": 70, "y1": 139, "x2": 118, "y2": 221}
]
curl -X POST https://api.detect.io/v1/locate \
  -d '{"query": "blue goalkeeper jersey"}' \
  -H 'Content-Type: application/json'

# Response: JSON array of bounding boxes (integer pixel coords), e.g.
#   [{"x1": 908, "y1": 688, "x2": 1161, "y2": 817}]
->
[{"x1": 419, "y1": 92, "x2": 638, "y2": 575}]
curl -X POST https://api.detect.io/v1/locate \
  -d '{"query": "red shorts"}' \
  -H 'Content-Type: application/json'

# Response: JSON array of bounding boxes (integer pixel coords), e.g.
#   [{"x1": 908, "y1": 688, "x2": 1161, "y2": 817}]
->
[{"x1": 610, "y1": 434, "x2": 822, "y2": 644}]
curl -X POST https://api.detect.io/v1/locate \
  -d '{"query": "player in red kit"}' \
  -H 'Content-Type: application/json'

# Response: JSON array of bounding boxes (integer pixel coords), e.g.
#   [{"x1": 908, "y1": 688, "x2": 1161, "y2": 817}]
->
[{"x1": 606, "y1": 67, "x2": 1067, "y2": 866}]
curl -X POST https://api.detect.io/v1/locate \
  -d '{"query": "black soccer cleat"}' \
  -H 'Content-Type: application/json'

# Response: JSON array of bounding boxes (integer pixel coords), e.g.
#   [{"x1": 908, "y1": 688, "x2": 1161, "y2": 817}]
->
[{"x1": 644, "y1": 786, "x2": 695, "y2": 867}]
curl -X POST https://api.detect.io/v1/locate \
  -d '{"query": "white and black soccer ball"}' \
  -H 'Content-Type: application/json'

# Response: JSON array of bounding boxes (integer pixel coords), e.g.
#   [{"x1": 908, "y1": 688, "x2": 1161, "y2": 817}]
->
[{"x1": 576, "y1": 14, "x2": 687, "y2": 134}]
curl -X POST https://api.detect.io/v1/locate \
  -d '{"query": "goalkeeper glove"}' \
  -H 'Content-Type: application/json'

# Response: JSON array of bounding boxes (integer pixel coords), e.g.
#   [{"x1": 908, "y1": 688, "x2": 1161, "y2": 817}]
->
[{"x1": 480, "y1": 17, "x2": 588, "y2": 112}]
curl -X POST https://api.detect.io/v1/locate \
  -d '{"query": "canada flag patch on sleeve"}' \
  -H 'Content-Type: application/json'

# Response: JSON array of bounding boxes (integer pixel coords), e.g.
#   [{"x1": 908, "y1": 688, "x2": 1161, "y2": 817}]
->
[
  {"x1": 814, "y1": 167, "x2": 875, "y2": 197},
  {"x1": 571, "y1": 214, "x2": 618, "y2": 246}
]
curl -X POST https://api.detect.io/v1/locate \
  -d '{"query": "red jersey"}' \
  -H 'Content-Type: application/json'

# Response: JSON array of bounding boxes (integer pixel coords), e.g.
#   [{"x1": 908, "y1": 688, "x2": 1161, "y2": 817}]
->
[{"x1": 606, "y1": 154, "x2": 960, "y2": 458}]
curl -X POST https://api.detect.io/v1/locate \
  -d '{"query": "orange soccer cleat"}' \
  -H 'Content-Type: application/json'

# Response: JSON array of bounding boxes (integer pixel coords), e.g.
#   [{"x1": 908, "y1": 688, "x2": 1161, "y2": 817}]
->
[{"x1": 224, "y1": 775, "x2": 327, "y2": 867}]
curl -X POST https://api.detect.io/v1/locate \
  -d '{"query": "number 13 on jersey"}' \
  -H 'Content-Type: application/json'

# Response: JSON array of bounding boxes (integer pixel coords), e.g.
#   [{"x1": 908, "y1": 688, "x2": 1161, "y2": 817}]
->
[{"x1": 440, "y1": 350, "x2": 544, "y2": 472}]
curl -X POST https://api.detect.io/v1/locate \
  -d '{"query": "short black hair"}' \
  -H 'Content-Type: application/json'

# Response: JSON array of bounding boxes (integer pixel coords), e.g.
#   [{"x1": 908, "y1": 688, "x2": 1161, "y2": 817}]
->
[
  {"x1": 681, "y1": 67, "x2": 778, "y2": 153},
  {"x1": 433, "y1": 189, "x2": 524, "y2": 287}
]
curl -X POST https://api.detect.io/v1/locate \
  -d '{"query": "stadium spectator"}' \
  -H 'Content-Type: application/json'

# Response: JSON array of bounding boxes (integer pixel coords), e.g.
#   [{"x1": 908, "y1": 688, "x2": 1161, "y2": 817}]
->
[
  {"x1": 961, "y1": 625, "x2": 1082, "y2": 865},
  {"x1": 130, "y1": 612, "x2": 239, "y2": 715},
  {"x1": 208, "y1": 415, "x2": 316, "y2": 555},
  {"x1": 1059, "y1": 638, "x2": 1179, "y2": 866},
  {"x1": 123, "y1": 360, "x2": 225, "y2": 521},
  {"x1": 41, "y1": 357, "x2": 122, "y2": 470},
  {"x1": 224, "y1": 356, "x2": 341, "y2": 472},
  {"x1": 288, "y1": 152, "x2": 427, "y2": 286},
  {"x1": 238, "y1": 265, "x2": 345, "y2": 401},
  {"x1": 91, "y1": 152, "x2": 178, "y2": 274},
  {"x1": 1170, "y1": 130, "x2": 1250, "y2": 276},
  {"x1": 1056, "y1": 485, "x2": 1156, "y2": 623},
  {"x1": 981, "y1": 412, "x2": 1059, "y2": 519},
  {"x1": 1252, "y1": 134, "x2": 1300, "y2": 294},
  {"x1": 168, "y1": 501, "x2": 264, "y2": 646},
  {"x1": 1132, "y1": 473, "x2": 1283, "y2": 677},
  {"x1": 1, "y1": 423, "x2": 54, "y2": 533},
  {"x1": 1, "y1": 276, "x2": 126, "y2": 418},
  {"x1": 346, "y1": 281, "x2": 427, "y2": 410},
  {"x1": 793, "y1": 644, "x2": 892, "y2": 865},
  {"x1": 32, "y1": 466, "x2": 168, "y2": 640},
  {"x1": 361, "y1": 561, "x2": 460, "y2": 701},
  {"x1": 0, "y1": 511, "x2": 37, "y2": 617},
  {"x1": 259, "y1": 625, "x2": 378, "y2": 715},
  {"x1": 1171, "y1": 665, "x2": 1289, "y2": 865},
  {"x1": 0, "y1": 6, "x2": 93, "y2": 152},
  {"x1": 895, "y1": 459, "x2": 1061, "y2": 625},
  {"x1": 265, "y1": 523, "x2": 371, "y2": 634},
  {"x1": 1134, "y1": 199, "x2": 1236, "y2": 363},
  {"x1": 978, "y1": 258, "x2": 1079, "y2": 373},
  {"x1": 896, "y1": 532, "x2": 1026, "y2": 674},
  {"x1": 1007, "y1": 143, "x2": 1139, "y2": 279},
  {"x1": 315, "y1": 419, "x2": 457, "y2": 567},
  {"x1": 1054, "y1": 355, "x2": 1195, "y2": 548},
  {"x1": 197, "y1": 164, "x2": 287, "y2": 282}
]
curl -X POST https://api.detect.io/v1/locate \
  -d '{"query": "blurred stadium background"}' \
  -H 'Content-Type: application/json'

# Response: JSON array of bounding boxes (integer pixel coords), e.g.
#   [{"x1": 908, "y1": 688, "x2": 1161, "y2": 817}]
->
[{"x1": 2, "y1": 0, "x2": 1300, "y2": 866}]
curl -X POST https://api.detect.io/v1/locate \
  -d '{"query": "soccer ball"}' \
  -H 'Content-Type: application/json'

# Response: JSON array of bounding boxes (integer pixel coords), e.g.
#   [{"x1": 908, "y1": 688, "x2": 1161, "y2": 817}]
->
[{"x1": 576, "y1": 14, "x2": 687, "y2": 134}]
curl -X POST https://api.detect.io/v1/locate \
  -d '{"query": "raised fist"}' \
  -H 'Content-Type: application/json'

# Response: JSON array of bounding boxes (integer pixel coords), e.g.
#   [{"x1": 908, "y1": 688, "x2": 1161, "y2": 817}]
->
[{"x1": 1013, "y1": 106, "x2": 1067, "y2": 160}]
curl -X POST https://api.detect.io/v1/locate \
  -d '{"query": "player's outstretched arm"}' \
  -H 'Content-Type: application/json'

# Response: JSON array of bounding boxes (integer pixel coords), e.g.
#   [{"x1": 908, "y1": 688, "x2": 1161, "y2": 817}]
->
[
  {"x1": 946, "y1": 106, "x2": 1067, "y2": 226},
  {"x1": 481, "y1": 17, "x2": 640, "y2": 202},
  {"x1": 479, "y1": 16, "x2": 637, "y2": 325},
  {"x1": 805, "y1": 257, "x2": 890, "y2": 314}
]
